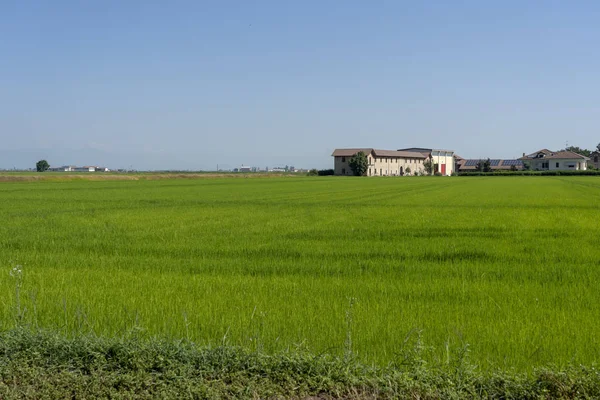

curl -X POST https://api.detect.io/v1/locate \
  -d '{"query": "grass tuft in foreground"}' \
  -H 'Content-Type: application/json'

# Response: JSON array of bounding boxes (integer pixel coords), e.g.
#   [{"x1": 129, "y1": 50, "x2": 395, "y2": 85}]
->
[{"x1": 1, "y1": 328, "x2": 599, "y2": 399}]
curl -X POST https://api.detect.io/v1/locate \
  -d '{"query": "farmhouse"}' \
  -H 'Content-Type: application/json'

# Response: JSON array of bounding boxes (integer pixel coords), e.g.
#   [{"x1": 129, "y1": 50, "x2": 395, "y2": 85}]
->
[
  {"x1": 398, "y1": 148, "x2": 456, "y2": 175},
  {"x1": 48, "y1": 165, "x2": 75, "y2": 172},
  {"x1": 48, "y1": 165, "x2": 110, "y2": 172},
  {"x1": 519, "y1": 149, "x2": 589, "y2": 171},
  {"x1": 331, "y1": 148, "x2": 428, "y2": 176}
]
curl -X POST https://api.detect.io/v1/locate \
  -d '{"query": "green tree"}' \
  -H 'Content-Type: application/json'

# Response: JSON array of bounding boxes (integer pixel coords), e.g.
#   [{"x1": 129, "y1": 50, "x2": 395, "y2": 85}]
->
[
  {"x1": 36, "y1": 160, "x2": 49, "y2": 172},
  {"x1": 405, "y1": 166, "x2": 412, "y2": 175},
  {"x1": 423, "y1": 159, "x2": 434, "y2": 175},
  {"x1": 483, "y1": 158, "x2": 492, "y2": 172},
  {"x1": 348, "y1": 151, "x2": 368, "y2": 176},
  {"x1": 596, "y1": 143, "x2": 600, "y2": 152},
  {"x1": 563, "y1": 146, "x2": 592, "y2": 157},
  {"x1": 475, "y1": 159, "x2": 491, "y2": 172}
]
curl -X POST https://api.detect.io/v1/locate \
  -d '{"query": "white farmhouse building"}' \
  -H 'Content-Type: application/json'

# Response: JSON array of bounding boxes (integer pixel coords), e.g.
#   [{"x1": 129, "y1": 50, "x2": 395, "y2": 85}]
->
[
  {"x1": 332, "y1": 148, "x2": 429, "y2": 176},
  {"x1": 519, "y1": 149, "x2": 589, "y2": 171}
]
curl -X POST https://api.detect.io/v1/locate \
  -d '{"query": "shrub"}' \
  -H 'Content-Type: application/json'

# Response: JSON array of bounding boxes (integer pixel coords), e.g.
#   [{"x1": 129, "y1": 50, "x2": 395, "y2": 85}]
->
[
  {"x1": 307, "y1": 169, "x2": 319, "y2": 176},
  {"x1": 317, "y1": 169, "x2": 334, "y2": 176},
  {"x1": 458, "y1": 170, "x2": 600, "y2": 177}
]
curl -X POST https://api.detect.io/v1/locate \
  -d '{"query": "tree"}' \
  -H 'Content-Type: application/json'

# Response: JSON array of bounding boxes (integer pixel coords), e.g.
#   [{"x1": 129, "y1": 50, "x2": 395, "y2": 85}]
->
[
  {"x1": 475, "y1": 159, "x2": 491, "y2": 172},
  {"x1": 563, "y1": 146, "x2": 592, "y2": 157},
  {"x1": 483, "y1": 158, "x2": 492, "y2": 172},
  {"x1": 405, "y1": 166, "x2": 412, "y2": 175},
  {"x1": 423, "y1": 159, "x2": 434, "y2": 175},
  {"x1": 36, "y1": 160, "x2": 49, "y2": 172},
  {"x1": 348, "y1": 151, "x2": 368, "y2": 176},
  {"x1": 596, "y1": 143, "x2": 600, "y2": 152}
]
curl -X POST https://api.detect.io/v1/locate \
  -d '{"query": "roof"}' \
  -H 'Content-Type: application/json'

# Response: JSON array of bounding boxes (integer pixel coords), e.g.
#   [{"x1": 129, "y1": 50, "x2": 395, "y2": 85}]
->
[
  {"x1": 331, "y1": 148, "x2": 426, "y2": 158},
  {"x1": 373, "y1": 149, "x2": 427, "y2": 158},
  {"x1": 458, "y1": 159, "x2": 524, "y2": 170},
  {"x1": 397, "y1": 147, "x2": 432, "y2": 153},
  {"x1": 331, "y1": 148, "x2": 373, "y2": 157},
  {"x1": 520, "y1": 149, "x2": 589, "y2": 160}
]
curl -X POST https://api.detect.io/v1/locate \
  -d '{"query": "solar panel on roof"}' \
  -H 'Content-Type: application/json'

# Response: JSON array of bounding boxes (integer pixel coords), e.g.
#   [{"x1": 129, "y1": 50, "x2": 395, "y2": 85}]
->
[
  {"x1": 490, "y1": 159, "x2": 501, "y2": 166},
  {"x1": 502, "y1": 160, "x2": 523, "y2": 166},
  {"x1": 465, "y1": 160, "x2": 479, "y2": 166}
]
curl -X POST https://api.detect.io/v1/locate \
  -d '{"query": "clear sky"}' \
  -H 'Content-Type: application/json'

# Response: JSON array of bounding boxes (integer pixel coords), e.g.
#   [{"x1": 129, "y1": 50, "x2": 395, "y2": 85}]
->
[{"x1": 2, "y1": 1, "x2": 600, "y2": 170}]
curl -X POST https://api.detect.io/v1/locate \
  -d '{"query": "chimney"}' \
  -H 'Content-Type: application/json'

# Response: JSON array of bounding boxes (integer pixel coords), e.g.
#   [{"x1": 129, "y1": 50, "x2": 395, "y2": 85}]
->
[{"x1": 522, "y1": 153, "x2": 525, "y2": 157}]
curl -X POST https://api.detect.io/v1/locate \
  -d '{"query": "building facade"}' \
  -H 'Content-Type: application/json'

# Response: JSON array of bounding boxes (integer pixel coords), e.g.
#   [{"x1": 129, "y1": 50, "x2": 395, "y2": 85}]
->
[
  {"x1": 332, "y1": 148, "x2": 428, "y2": 176},
  {"x1": 397, "y1": 148, "x2": 456, "y2": 175},
  {"x1": 519, "y1": 149, "x2": 589, "y2": 171}
]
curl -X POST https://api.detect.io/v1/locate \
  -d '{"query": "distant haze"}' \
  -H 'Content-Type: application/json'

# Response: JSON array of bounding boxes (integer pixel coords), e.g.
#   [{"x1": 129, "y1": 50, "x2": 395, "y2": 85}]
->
[{"x1": 2, "y1": 2, "x2": 600, "y2": 170}]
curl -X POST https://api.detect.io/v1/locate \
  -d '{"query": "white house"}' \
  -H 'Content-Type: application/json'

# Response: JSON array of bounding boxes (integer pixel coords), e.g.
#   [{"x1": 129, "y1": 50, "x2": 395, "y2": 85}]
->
[
  {"x1": 48, "y1": 165, "x2": 74, "y2": 172},
  {"x1": 73, "y1": 166, "x2": 96, "y2": 172},
  {"x1": 519, "y1": 149, "x2": 589, "y2": 171}
]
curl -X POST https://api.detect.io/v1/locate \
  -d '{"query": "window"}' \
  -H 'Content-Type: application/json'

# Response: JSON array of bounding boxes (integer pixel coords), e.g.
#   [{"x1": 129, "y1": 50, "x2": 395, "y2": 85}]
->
[
  {"x1": 369, "y1": 157, "x2": 372, "y2": 164},
  {"x1": 368, "y1": 168, "x2": 371, "y2": 176},
  {"x1": 556, "y1": 162, "x2": 559, "y2": 168},
  {"x1": 395, "y1": 159, "x2": 397, "y2": 163},
  {"x1": 341, "y1": 157, "x2": 345, "y2": 162},
  {"x1": 342, "y1": 168, "x2": 346, "y2": 174},
  {"x1": 595, "y1": 156, "x2": 598, "y2": 163},
  {"x1": 380, "y1": 168, "x2": 382, "y2": 176},
  {"x1": 542, "y1": 162, "x2": 549, "y2": 169}
]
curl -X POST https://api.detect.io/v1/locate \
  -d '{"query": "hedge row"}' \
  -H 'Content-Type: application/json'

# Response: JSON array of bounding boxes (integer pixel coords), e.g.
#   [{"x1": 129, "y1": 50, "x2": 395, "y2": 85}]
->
[
  {"x1": 1, "y1": 328, "x2": 600, "y2": 399},
  {"x1": 459, "y1": 170, "x2": 600, "y2": 176}
]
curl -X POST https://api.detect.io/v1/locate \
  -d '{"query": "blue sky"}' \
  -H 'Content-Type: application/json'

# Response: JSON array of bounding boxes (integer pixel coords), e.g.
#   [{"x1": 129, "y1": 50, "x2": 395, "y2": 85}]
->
[{"x1": 2, "y1": 1, "x2": 600, "y2": 170}]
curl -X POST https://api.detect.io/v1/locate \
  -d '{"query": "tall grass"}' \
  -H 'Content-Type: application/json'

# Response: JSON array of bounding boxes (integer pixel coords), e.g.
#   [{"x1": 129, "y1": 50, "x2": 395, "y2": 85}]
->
[{"x1": 0, "y1": 176, "x2": 599, "y2": 371}]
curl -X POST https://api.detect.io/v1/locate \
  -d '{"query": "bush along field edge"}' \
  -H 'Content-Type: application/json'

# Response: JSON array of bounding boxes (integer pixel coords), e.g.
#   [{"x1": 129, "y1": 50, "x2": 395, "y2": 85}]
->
[{"x1": 0, "y1": 328, "x2": 599, "y2": 399}]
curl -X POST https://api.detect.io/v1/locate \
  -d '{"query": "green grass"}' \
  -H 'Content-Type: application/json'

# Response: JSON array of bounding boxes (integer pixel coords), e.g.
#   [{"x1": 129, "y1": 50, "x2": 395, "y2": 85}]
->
[
  {"x1": 3, "y1": 329, "x2": 600, "y2": 399},
  {"x1": 1, "y1": 176, "x2": 599, "y2": 371}
]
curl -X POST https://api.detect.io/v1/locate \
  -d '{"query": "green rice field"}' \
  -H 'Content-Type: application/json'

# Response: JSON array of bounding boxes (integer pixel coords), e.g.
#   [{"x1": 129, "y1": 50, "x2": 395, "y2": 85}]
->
[{"x1": 1, "y1": 175, "x2": 599, "y2": 371}]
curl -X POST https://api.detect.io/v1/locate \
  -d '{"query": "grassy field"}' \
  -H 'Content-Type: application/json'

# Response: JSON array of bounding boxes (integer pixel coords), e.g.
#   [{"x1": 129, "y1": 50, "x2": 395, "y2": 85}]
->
[{"x1": 1, "y1": 175, "x2": 599, "y2": 372}]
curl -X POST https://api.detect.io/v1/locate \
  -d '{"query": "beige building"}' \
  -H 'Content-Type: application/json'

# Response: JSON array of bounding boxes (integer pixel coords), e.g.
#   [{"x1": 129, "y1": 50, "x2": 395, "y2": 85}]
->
[
  {"x1": 332, "y1": 148, "x2": 428, "y2": 176},
  {"x1": 519, "y1": 149, "x2": 589, "y2": 171},
  {"x1": 398, "y1": 148, "x2": 456, "y2": 175}
]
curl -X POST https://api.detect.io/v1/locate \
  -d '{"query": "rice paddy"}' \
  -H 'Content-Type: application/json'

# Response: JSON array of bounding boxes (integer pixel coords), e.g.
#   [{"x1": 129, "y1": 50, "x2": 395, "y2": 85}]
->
[{"x1": 1, "y1": 176, "x2": 599, "y2": 371}]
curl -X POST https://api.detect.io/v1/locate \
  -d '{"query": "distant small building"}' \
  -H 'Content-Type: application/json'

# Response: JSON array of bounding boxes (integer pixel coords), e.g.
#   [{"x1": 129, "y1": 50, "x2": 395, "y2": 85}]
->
[
  {"x1": 48, "y1": 165, "x2": 74, "y2": 172},
  {"x1": 239, "y1": 166, "x2": 252, "y2": 172},
  {"x1": 73, "y1": 166, "x2": 96, "y2": 172},
  {"x1": 519, "y1": 149, "x2": 589, "y2": 171}
]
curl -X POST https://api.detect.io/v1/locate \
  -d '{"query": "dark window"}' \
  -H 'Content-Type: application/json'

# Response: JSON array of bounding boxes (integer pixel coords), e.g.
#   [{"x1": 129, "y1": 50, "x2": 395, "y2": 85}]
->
[
  {"x1": 342, "y1": 168, "x2": 346, "y2": 174},
  {"x1": 341, "y1": 157, "x2": 345, "y2": 162},
  {"x1": 595, "y1": 156, "x2": 598, "y2": 162},
  {"x1": 556, "y1": 162, "x2": 559, "y2": 168}
]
